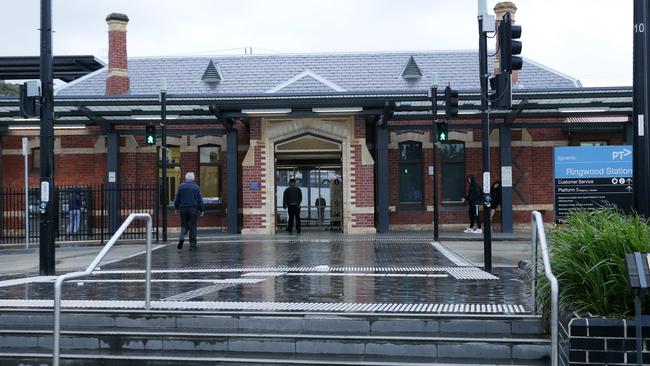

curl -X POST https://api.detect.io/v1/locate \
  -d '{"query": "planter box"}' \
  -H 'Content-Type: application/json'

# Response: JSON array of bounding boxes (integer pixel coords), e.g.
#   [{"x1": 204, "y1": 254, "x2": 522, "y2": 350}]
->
[{"x1": 560, "y1": 312, "x2": 650, "y2": 365}]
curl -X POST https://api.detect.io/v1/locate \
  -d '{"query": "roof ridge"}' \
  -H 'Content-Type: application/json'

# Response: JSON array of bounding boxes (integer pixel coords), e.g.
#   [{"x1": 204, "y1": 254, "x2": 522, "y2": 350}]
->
[{"x1": 266, "y1": 70, "x2": 346, "y2": 93}]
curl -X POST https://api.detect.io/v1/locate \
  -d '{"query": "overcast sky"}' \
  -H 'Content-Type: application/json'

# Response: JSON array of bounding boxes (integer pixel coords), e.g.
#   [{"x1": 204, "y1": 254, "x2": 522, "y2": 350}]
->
[{"x1": 0, "y1": 0, "x2": 633, "y2": 87}]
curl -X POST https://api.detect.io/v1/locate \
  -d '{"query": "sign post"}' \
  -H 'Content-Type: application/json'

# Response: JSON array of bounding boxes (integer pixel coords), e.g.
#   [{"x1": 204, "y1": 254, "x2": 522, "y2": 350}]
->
[
  {"x1": 553, "y1": 146, "x2": 634, "y2": 223},
  {"x1": 22, "y1": 138, "x2": 29, "y2": 248}
]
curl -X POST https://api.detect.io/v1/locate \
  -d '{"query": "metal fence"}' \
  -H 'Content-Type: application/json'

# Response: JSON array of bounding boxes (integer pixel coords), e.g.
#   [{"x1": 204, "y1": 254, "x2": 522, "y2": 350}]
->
[{"x1": 0, "y1": 184, "x2": 159, "y2": 244}]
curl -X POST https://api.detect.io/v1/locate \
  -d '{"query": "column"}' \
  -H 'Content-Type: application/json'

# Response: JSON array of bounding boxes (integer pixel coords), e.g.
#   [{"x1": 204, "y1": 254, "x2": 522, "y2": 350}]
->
[
  {"x1": 499, "y1": 124, "x2": 513, "y2": 233},
  {"x1": 376, "y1": 124, "x2": 389, "y2": 233},
  {"x1": 107, "y1": 129, "x2": 120, "y2": 234},
  {"x1": 227, "y1": 128, "x2": 239, "y2": 234}
]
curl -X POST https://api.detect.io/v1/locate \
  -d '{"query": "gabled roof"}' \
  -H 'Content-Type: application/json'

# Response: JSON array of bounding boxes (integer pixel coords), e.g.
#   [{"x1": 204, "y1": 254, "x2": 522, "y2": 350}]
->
[{"x1": 55, "y1": 50, "x2": 581, "y2": 96}]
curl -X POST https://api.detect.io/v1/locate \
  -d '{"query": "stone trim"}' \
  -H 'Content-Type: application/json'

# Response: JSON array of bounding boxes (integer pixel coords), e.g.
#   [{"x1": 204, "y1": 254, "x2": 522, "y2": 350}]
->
[
  {"x1": 389, "y1": 131, "x2": 433, "y2": 149},
  {"x1": 107, "y1": 20, "x2": 128, "y2": 32},
  {"x1": 108, "y1": 68, "x2": 128, "y2": 78}
]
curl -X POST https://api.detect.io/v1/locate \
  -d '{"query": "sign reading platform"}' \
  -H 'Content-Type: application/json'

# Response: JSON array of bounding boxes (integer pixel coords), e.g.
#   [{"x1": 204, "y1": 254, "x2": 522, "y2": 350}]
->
[{"x1": 553, "y1": 146, "x2": 633, "y2": 224}]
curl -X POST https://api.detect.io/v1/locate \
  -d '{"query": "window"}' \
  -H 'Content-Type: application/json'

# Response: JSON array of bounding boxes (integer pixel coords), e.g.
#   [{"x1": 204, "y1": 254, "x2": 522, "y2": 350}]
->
[
  {"x1": 199, "y1": 145, "x2": 220, "y2": 204},
  {"x1": 441, "y1": 142, "x2": 465, "y2": 202},
  {"x1": 32, "y1": 148, "x2": 40, "y2": 171},
  {"x1": 159, "y1": 146, "x2": 181, "y2": 207},
  {"x1": 398, "y1": 141, "x2": 423, "y2": 207}
]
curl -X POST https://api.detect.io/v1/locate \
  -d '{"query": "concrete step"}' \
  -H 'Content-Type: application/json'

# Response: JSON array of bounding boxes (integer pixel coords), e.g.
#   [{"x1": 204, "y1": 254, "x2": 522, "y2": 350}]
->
[
  {"x1": 0, "y1": 349, "x2": 551, "y2": 366},
  {"x1": 0, "y1": 329, "x2": 551, "y2": 357},
  {"x1": 0, "y1": 310, "x2": 546, "y2": 336}
]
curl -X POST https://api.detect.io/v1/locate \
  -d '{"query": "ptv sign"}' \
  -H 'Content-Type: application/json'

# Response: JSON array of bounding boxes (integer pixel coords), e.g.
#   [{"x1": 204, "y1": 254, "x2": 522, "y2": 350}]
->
[{"x1": 553, "y1": 145, "x2": 633, "y2": 224}]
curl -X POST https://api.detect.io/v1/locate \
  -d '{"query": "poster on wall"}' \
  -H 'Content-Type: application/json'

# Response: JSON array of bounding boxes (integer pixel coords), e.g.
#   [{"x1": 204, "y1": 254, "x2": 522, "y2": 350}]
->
[{"x1": 553, "y1": 146, "x2": 633, "y2": 224}]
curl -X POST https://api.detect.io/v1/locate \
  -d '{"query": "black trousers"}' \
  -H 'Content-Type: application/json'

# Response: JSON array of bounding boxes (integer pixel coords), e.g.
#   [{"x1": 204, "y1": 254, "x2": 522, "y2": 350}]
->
[
  {"x1": 287, "y1": 204, "x2": 301, "y2": 232},
  {"x1": 469, "y1": 204, "x2": 482, "y2": 229},
  {"x1": 179, "y1": 207, "x2": 199, "y2": 246}
]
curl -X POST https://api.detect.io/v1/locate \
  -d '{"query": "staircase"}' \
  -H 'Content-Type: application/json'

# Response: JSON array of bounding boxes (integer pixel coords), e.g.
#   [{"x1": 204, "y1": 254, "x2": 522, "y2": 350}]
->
[{"x1": 0, "y1": 308, "x2": 551, "y2": 365}]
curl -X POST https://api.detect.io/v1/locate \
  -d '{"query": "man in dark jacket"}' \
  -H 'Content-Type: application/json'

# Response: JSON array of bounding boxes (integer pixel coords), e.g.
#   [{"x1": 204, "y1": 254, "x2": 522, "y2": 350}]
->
[
  {"x1": 283, "y1": 178, "x2": 302, "y2": 234},
  {"x1": 174, "y1": 172, "x2": 204, "y2": 250},
  {"x1": 462, "y1": 175, "x2": 483, "y2": 234}
]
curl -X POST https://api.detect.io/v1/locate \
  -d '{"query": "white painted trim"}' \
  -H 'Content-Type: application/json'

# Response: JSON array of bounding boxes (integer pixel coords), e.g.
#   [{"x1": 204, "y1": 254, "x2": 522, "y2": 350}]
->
[{"x1": 265, "y1": 70, "x2": 346, "y2": 93}]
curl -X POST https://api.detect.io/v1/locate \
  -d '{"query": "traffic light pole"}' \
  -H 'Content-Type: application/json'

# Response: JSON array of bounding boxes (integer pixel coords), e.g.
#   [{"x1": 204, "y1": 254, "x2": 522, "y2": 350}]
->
[
  {"x1": 633, "y1": 0, "x2": 650, "y2": 217},
  {"x1": 39, "y1": 0, "x2": 55, "y2": 275},
  {"x1": 478, "y1": 11, "x2": 492, "y2": 273},
  {"x1": 160, "y1": 84, "x2": 168, "y2": 242},
  {"x1": 431, "y1": 83, "x2": 440, "y2": 241}
]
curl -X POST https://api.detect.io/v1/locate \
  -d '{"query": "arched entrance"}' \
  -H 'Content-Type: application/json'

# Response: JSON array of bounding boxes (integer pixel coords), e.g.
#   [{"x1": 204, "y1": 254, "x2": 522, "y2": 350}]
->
[{"x1": 274, "y1": 133, "x2": 343, "y2": 232}]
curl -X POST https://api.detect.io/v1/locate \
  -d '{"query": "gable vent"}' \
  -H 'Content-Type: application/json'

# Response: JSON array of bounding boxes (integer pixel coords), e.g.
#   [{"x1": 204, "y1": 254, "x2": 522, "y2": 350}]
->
[
  {"x1": 202, "y1": 60, "x2": 222, "y2": 83},
  {"x1": 401, "y1": 56, "x2": 423, "y2": 80}
]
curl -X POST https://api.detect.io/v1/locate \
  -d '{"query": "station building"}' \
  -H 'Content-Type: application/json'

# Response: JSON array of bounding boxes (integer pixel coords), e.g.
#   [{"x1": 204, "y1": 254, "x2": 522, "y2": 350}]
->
[{"x1": 0, "y1": 2, "x2": 633, "y2": 236}]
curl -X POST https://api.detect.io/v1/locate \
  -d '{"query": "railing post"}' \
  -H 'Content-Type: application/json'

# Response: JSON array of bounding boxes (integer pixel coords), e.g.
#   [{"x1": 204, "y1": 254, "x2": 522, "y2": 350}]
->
[{"x1": 145, "y1": 214, "x2": 152, "y2": 308}]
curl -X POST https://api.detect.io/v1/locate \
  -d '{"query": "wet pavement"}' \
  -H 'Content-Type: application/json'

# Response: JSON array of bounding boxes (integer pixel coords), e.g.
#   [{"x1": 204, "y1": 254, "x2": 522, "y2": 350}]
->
[{"x1": 0, "y1": 236, "x2": 534, "y2": 313}]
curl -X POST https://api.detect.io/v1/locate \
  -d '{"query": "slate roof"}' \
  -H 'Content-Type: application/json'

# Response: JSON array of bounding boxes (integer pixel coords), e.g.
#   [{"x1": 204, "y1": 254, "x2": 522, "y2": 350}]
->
[{"x1": 55, "y1": 50, "x2": 580, "y2": 96}]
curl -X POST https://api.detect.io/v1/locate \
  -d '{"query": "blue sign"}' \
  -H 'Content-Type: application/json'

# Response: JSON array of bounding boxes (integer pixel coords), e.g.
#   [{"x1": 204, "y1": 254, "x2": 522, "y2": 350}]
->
[
  {"x1": 554, "y1": 146, "x2": 633, "y2": 179},
  {"x1": 249, "y1": 182, "x2": 261, "y2": 190},
  {"x1": 553, "y1": 145, "x2": 634, "y2": 224}
]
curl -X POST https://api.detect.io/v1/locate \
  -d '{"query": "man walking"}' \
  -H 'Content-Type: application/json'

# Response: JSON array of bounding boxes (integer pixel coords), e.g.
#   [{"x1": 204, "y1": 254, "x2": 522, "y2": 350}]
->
[
  {"x1": 174, "y1": 172, "x2": 204, "y2": 250},
  {"x1": 283, "y1": 178, "x2": 302, "y2": 234}
]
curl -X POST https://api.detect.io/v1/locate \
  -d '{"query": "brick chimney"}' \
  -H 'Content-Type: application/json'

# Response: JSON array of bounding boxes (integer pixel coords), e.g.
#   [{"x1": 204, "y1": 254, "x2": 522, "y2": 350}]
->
[
  {"x1": 493, "y1": 2, "x2": 519, "y2": 84},
  {"x1": 105, "y1": 13, "x2": 130, "y2": 95}
]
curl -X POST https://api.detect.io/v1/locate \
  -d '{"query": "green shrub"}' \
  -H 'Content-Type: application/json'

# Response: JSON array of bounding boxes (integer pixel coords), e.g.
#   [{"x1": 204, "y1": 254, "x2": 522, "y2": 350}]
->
[{"x1": 537, "y1": 209, "x2": 650, "y2": 318}]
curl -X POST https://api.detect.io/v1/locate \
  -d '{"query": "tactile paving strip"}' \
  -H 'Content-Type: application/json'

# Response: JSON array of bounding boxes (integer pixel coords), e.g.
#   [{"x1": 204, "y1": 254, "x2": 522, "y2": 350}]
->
[
  {"x1": 0, "y1": 299, "x2": 526, "y2": 314},
  {"x1": 94, "y1": 266, "x2": 498, "y2": 280}
]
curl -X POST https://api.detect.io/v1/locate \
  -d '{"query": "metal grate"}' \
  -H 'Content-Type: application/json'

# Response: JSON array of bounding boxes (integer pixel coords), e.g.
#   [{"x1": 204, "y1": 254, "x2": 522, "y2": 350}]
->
[
  {"x1": 201, "y1": 60, "x2": 222, "y2": 83},
  {"x1": 401, "y1": 56, "x2": 423, "y2": 80}
]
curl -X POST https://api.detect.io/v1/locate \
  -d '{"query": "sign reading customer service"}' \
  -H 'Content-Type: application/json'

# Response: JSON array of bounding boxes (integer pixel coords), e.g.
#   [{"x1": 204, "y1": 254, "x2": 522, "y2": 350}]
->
[{"x1": 553, "y1": 146, "x2": 633, "y2": 224}]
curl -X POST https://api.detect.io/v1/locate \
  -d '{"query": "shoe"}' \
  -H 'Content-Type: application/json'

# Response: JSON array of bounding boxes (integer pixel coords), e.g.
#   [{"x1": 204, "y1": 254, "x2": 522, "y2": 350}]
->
[
  {"x1": 177, "y1": 239, "x2": 184, "y2": 249},
  {"x1": 463, "y1": 227, "x2": 474, "y2": 233},
  {"x1": 189, "y1": 245, "x2": 197, "y2": 251},
  {"x1": 473, "y1": 228, "x2": 483, "y2": 234}
]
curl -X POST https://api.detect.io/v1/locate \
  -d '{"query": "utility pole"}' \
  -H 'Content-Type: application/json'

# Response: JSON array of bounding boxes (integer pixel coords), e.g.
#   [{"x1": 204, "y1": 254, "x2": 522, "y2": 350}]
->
[
  {"x1": 39, "y1": 0, "x2": 55, "y2": 275},
  {"x1": 478, "y1": 0, "x2": 492, "y2": 272},
  {"x1": 160, "y1": 80, "x2": 168, "y2": 242},
  {"x1": 430, "y1": 75, "x2": 439, "y2": 241},
  {"x1": 633, "y1": 0, "x2": 650, "y2": 217}
]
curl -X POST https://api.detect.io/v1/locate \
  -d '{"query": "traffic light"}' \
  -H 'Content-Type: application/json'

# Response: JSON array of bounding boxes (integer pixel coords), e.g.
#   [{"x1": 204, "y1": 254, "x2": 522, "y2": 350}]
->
[
  {"x1": 444, "y1": 86, "x2": 459, "y2": 118},
  {"x1": 145, "y1": 125, "x2": 156, "y2": 146},
  {"x1": 436, "y1": 121, "x2": 449, "y2": 142},
  {"x1": 499, "y1": 12, "x2": 522, "y2": 73}
]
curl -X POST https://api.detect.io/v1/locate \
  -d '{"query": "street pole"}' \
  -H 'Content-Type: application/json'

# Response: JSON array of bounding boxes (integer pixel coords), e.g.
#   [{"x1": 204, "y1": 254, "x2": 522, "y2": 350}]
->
[
  {"x1": 430, "y1": 75, "x2": 440, "y2": 241},
  {"x1": 160, "y1": 80, "x2": 168, "y2": 242},
  {"x1": 39, "y1": 0, "x2": 55, "y2": 275},
  {"x1": 633, "y1": 0, "x2": 650, "y2": 217},
  {"x1": 478, "y1": 1, "x2": 492, "y2": 272},
  {"x1": 23, "y1": 138, "x2": 29, "y2": 248}
]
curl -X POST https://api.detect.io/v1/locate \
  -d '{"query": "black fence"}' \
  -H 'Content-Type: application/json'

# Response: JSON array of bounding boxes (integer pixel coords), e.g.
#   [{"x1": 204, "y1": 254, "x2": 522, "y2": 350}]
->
[{"x1": 0, "y1": 184, "x2": 159, "y2": 244}]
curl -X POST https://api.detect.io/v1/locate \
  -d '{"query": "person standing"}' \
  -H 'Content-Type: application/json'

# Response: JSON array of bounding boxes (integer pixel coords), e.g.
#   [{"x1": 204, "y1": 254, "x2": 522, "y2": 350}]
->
[
  {"x1": 174, "y1": 172, "x2": 204, "y2": 250},
  {"x1": 315, "y1": 195, "x2": 326, "y2": 226},
  {"x1": 283, "y1": 178, "x2": 302, "y2": 234},
  {"x1": 461, "y1": 175, "x2": 483, "y2": 234},
  {"x1": 490, "y1": 180, "x2": 502, "y2": 222},
  {"x1": 67, "y1": 190, "x2": 82, "y2": 234}
]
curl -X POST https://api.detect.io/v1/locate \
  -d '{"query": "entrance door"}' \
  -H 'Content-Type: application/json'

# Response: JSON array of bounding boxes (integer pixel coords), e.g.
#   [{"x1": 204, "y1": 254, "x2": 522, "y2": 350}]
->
[{"x1": 275, "y1": 165, "x2": 343, "y2": 232}]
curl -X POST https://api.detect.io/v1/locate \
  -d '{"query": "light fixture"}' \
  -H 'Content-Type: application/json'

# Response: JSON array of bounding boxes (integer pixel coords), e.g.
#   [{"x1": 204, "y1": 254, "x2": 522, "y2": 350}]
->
[
  {"x1": 133, "y1": 115, "x2": 178, "y2": 120},
  {"x1": 241, "y1": 109, "x2": 292, "y2": 115},
  {"x1": 558, "y1": 107, "x2": 610, "y2": 113},
  {"x1": 11, "y1": 118, "x2": 40, "y2": 122},
  {"x1": 312, "y1": 107, "x2": 363, "y2": 113},
  {"x1": 8, "y1": 125, "x2": 87, "y2": 130},
  {"x1": 458, "y1": 110, "x2": 476, "y2": 115}
]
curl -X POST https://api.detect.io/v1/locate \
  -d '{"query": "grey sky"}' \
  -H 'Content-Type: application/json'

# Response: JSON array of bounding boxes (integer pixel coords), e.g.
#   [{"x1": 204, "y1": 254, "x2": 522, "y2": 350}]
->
[{"x1": 0, "y1": 0, "x2": 633, "y2": 87}]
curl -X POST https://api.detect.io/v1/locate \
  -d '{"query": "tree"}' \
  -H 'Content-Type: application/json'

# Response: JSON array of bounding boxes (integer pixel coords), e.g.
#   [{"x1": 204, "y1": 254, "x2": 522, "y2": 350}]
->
[{"x1": 0, "y1": 81, "x2": 20, "y2": 96}]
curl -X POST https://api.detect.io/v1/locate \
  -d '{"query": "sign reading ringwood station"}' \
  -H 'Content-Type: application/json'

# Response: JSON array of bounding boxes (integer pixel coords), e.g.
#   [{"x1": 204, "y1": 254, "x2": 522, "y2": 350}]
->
[{"x1": 553, "y1": 146, "x2": 633, "y2": 224}]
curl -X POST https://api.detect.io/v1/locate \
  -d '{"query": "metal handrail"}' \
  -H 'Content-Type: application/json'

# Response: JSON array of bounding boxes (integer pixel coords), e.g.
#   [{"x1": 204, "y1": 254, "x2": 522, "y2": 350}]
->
[
  {"x1": 52, "y1": 213, "x2": 153, "y2": 366},
  {"x1": 531, "y1": 210, "x2": 559, "y2": 366}
]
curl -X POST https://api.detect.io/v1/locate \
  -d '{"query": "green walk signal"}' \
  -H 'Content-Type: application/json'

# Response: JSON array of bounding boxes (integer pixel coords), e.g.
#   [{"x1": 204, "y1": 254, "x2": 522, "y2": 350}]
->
[
  {"x1": 436, "y1": 121, "x2": 449, "y2": 142},
  {"x1": 145, "y1": 125, "x2": 156, "y2": 146}
]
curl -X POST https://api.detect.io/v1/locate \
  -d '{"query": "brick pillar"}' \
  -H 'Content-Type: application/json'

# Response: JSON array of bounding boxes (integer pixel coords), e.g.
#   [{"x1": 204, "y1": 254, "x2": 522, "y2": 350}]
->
[
  {"x1": 494, "y1": 2, "x2": 519, "y2": 84},
  {"x1": 105, "y1": 13, "x2": 130, "y2": 95},
  {"x1": 349, "y1": 116, "x2": 375, "y2": 233},
  {"x1": 242, "y1": 118, "x2": 268, "y2": 234}
]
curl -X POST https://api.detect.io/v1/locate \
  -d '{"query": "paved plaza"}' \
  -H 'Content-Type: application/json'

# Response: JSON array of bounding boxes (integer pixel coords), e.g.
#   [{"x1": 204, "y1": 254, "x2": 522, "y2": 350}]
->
[{"x1": 0, "y1": 234, "x2": 534, "y2": 315}]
